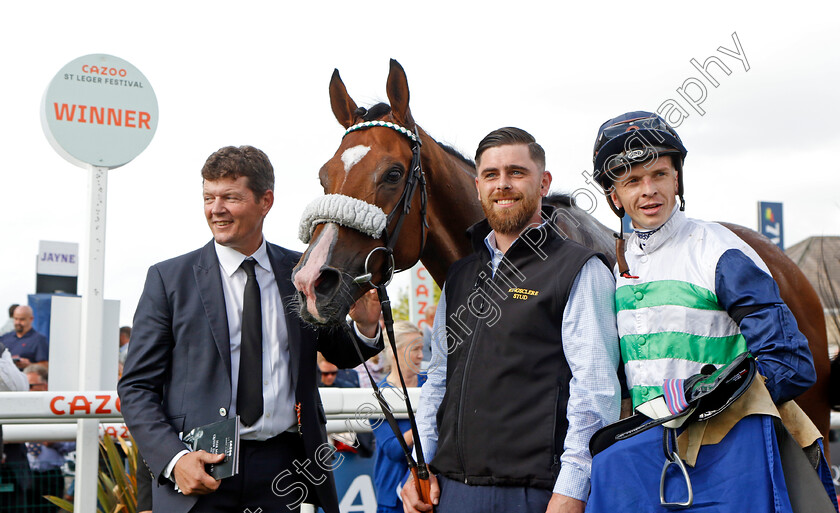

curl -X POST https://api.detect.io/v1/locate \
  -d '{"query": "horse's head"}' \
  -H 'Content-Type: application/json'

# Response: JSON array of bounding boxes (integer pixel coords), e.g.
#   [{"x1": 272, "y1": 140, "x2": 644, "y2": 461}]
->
[{"x1": 293, "y1": 60, "x2": 427, "y2": 325}]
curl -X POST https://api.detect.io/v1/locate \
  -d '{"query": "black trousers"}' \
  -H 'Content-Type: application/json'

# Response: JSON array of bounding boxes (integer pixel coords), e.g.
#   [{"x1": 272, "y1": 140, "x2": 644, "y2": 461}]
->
[
  {"x1": 0, "y1": 443, "x2": 31, "y2": 513},
  {"x1": 28, "y1": 468, "x2": 64, "y2": 513},
  {"x1": 192, "y1": 432, "x2": 313, "y2": 513}
]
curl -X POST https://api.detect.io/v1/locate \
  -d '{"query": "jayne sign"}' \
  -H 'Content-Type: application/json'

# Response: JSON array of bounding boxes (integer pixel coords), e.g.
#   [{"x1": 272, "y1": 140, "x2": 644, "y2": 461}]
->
[
  {"x1": 41, "y1": 54, "x2": 158, "y2": 169},
  {"x1": 37, "y1": 240, "x2": 79, "y2": 277}
]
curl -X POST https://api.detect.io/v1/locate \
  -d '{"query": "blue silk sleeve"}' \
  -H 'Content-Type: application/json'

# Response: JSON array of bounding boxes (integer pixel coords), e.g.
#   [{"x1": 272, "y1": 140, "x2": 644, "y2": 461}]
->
[{"x1": 715, "y1": 249, "x2": 815, "y2": 403}]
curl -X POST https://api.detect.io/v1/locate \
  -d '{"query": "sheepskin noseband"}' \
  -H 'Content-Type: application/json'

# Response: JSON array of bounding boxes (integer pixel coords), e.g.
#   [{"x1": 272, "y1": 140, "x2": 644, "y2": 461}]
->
[{"x1": 298, "y1": 194, "x2": 387, "y2": 244}]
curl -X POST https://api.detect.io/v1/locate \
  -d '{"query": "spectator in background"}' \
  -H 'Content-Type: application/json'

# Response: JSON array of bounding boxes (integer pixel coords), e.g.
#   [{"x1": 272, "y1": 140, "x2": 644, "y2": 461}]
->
[
  {"x1": 354, "y1": 312, "x2": 389, "y2": 388},
  {"x1": 24, "y1": 365, "x2": 73, "y2": 513},
  {"x1": 0, "y1": 339, "x2": 29, "y2": 512},
  {"x1": 372, "y1": 321, "x2": 425, "y2": 513},
  {"x1": 118, "y1": 326, "x2": 131, "y2": 366},
  {"x1": 353, "y1": 352, "x2": 387, "y2": 388},
  {"x1": 317, "y1": 353, "x2": 372, "y2": 455},
  {"x1": 0, "y1": 306, "x2": 49, "y2": 370},
  {"x1": 0, "y1": 304, "x2": 18, "y2": 336},
  {"x1": 419, "y1": 303, "x2": 436, "y2": 363},
  {"x1": 318, "y1": 353, "x2": 358, "y2": 388},
  {"x1": 118, "y1": 326, "x2": 131, "y2": 377}
]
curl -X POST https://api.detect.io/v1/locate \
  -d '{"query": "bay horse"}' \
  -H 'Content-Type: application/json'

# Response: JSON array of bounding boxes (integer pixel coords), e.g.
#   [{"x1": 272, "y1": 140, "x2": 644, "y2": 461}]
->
[{"x1": 291, "y1": 59, "x2": 831, "y2": 444}]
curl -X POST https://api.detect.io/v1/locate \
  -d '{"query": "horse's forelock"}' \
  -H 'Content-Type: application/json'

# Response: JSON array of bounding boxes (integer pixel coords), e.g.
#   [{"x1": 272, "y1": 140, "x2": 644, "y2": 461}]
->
[{"x1": 362, "y1": 103, "x2": 392, "y2": 121}]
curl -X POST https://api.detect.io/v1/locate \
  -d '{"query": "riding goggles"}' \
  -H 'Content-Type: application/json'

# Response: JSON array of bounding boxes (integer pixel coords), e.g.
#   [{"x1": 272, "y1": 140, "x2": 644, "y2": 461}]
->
[{"x1": 593, "y1": 115, "x2": 682, "y2": 157}]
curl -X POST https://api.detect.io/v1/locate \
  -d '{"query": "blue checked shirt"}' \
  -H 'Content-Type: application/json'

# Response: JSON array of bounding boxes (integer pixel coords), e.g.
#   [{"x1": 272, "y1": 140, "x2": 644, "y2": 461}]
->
[{"x1": 417, "y1": 231, "x2": 621, "y2": 501}]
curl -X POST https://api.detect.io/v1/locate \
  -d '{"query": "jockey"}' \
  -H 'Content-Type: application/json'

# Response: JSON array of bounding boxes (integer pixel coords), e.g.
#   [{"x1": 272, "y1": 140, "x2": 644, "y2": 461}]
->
[{"x1": 586, "y1": 111, "x2": 837, "y2": 512}]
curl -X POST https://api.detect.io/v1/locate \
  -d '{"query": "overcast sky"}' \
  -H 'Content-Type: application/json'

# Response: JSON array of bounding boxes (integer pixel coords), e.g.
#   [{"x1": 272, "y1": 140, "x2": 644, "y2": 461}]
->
[{"x1": 2, "y1": 1, "x2": 838, "y2": 326}]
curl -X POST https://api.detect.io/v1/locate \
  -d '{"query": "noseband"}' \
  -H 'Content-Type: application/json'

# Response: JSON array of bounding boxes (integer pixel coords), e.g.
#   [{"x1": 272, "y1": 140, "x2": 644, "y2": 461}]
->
[
  {"x1": 299, "y1": 119, "x2": 433, "y2": 498},
  {"x1": 298, "y1": 120, "x2": 428, "y2": 285}
]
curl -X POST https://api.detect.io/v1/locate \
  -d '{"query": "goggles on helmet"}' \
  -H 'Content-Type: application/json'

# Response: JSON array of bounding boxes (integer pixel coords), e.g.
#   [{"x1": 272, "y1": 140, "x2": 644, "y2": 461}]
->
[
  {"x1": 601, "y1": 145, "x2": 682, "y2": 183},
  {"x1": 593, "y1": 115, "x2": 680, "y2": 159}
]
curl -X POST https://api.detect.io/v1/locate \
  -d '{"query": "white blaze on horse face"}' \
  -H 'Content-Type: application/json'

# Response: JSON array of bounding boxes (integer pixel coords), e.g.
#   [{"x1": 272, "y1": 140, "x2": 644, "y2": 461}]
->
[
  {"x1": 341, "y1": 145, "x2": 371, "y2": 173},
  {"x1": 293, "y1": 223, "x2": 339, "y2": 321}
]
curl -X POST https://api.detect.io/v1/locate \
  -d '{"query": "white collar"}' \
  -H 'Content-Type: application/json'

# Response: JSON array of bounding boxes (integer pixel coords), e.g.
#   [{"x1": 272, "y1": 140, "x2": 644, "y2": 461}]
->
[
  {"x1": 483, "y1": 230, "x2": 503, "y2": 256},
  {"x1": 482, "y1": 219, "x2": 550, "y2": 257},
  {"x1": 627, "y1": 204, "x2": 685, "y2": 254},
  {"x1": 214, "y1": 239, "x2": 271, "y2": 277}
]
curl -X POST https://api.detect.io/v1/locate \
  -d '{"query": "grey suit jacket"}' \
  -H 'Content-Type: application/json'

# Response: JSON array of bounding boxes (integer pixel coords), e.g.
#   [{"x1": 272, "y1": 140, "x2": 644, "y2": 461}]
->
[{"x1": 118, "y1": 240, "x2": 381, "y2": 513}]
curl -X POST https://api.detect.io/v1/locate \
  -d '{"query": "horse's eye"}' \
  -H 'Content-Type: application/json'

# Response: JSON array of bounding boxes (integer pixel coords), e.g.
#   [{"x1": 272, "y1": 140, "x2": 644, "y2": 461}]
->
[{"x1": 385, "y1": 168, "x2": 403, "y2": 184}]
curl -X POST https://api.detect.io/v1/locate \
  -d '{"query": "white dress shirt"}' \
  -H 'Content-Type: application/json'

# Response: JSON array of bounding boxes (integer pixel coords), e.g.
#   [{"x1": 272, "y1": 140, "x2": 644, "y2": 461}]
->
[{"x1": 215, "y1": 239, "x2": 296, "y2": 439}]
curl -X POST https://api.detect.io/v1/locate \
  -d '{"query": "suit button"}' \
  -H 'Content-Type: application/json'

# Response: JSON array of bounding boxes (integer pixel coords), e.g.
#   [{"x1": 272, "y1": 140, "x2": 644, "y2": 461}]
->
[
  {"x1": 219, "y1": 408, "x2": 227, "y2": 417},
  {"x1": 634, "y1": 291, "x2": 644, "y2": 300},
  {"x1": 638, "y1": 336, "x2": 646, "y2": 346},
  {"x1": 642, "y1": 388, "x2": 650, "y2": 397}
]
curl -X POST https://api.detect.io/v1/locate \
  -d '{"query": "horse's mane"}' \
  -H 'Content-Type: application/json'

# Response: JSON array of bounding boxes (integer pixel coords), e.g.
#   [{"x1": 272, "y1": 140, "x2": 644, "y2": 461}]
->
[
  {"x1": 543, "y1": 192, "x2": 575, "y2": 208},
  {"x1": 438, "y1": 143, "x2": 475, "y2": 169},
  {"x1": 357, "y1": 103, "x2": 475, "y2": 170}
]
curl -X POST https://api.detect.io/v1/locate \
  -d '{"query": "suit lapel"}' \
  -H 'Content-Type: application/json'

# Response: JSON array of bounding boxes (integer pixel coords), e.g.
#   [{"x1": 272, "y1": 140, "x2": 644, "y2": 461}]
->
[
  {"x1": 267, "y1": 243, "x2": 303, "y2": 393},
  {"x1": 194, "y1": 241, "x2": 232, "y2": 381}
]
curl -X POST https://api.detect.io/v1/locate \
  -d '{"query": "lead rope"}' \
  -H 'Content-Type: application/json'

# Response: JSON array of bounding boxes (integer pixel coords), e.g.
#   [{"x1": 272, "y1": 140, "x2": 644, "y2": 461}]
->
[
  {"x1": 341, "y1": 323, "x2": 415, "y2": 469},
  {"x1": 342, "y1": 283, "x2": 432, "y2": 505},
  {"x1": 344, "y1": 121, "x2": 433, "y2": 506}
]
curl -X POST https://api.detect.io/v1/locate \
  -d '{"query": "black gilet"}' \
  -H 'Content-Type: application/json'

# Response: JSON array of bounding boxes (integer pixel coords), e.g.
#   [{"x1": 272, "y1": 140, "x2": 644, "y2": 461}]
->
[{"x1": 431, "y1": 209, "x2": 608, "y2": 489}]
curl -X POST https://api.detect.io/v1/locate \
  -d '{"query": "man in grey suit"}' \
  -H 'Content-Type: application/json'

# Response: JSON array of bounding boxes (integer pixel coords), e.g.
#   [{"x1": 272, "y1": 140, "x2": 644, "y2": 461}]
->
[{"x1": 119, "y1": 145, "x2": 382, "y2": 513}]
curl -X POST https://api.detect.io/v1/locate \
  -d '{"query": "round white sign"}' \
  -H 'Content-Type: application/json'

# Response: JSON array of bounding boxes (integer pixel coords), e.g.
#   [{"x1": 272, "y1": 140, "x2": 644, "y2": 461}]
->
[{"x1": 41, "y1": 54, "x2": 158, "y2": 169}]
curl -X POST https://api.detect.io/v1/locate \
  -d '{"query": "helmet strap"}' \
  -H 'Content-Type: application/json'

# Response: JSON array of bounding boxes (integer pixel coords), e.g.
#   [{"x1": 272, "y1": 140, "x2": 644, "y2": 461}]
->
[
  {"x1": 614, "y1": 222, "x2": 638, "y2": 280},
  {"x1": 675, "y1": 157, "x2": 685, "y2": 212}
]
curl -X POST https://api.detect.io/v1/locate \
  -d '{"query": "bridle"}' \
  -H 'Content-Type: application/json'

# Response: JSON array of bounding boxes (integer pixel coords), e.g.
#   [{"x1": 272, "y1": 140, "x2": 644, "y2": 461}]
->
[
  {"x1": 344, "y1": 120, "x2": 428, "y2": 282},
  {"x1": 331, "y1": 119, "x2": 434, "y2": 503}
]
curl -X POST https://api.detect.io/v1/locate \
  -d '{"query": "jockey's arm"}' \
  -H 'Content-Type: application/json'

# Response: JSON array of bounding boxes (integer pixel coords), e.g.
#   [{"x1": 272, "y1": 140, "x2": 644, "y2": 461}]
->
[{"x1": 715, "y1": 249, "x2": 816, "y2": 404}]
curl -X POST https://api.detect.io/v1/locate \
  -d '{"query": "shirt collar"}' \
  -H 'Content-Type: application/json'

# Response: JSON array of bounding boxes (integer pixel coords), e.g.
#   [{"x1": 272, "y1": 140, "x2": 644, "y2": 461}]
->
[
  {"x1": 482, "y1": 218, "x2": 550, "y2": 259},
  {"x1": 483, "y1": 230, "x2": 503, "y2": 257},
  {"x1": 627, "y1": 204, "x2": 684, "y2": 254},
  {"x1": 214, "y1": 239, "x2": 271, "y2": 277}
]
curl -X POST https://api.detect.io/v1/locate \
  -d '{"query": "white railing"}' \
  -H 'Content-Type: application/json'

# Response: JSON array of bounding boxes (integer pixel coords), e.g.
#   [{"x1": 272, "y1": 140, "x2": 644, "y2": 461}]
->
[
  {"x1": 0, "y1": 387, "x2": 421, "y2": 442},
  {"x1": 4, "y1": 390, "x2": 839, "y2": 440}
]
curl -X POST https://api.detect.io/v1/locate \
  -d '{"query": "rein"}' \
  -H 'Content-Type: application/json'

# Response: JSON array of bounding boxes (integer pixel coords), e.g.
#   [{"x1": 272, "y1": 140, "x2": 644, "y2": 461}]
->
[
  {"x1": 344, "y1": 120, "x2": 429, "y2": 272},
  {"x1": 338, "y1": 120, "x2": 433, "y2": 503}
]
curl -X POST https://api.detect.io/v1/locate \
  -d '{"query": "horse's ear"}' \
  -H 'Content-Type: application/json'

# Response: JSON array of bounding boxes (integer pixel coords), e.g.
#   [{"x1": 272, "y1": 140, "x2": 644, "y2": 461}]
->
[
  {"x1": 329, "y1": 68, "x2": 358, "y2": 129},
  {"x1": 386, "y1": 59, "x2": 414, "y2": 126}
]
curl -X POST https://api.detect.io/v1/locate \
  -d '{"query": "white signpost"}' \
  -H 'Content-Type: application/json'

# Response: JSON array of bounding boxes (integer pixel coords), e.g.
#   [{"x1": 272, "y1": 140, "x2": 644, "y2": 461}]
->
[{"x1": 41, "y1": 53, "x2": 157, "y2": 513}]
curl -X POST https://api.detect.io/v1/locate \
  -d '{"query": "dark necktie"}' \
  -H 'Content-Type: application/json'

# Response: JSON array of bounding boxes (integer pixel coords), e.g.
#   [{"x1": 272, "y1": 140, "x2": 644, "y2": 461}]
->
[{"x1": 238, "y1": 258, "x2": 263, "y2": 426}]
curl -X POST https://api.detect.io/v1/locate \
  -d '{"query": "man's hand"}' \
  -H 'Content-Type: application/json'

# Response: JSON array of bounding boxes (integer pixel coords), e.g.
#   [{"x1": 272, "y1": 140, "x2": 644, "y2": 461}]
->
[
  {"x1": 545, "y1": 493, "x2": 585, "y2": 513},
  {"x1": 401, "y1": 470, "x2": 439, "y2": 513},
  {"x1": 349, "y1": 289, "x2": 382, "y2": 338},
  {"x1": 172, "y1": 451, "x2": 225, "y2": 495},
  {"x1": 13, "y1": 356, "x2": 31, "y2": 369}
]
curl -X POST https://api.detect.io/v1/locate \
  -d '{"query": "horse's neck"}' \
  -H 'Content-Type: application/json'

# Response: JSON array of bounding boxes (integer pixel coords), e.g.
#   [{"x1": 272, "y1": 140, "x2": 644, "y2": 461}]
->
[{"x1": 418, "y1": 136, "x2": 482, "y2": 285}]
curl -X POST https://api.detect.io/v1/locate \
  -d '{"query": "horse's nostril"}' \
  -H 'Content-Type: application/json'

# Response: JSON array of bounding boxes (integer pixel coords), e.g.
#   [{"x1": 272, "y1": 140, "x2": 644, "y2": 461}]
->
[{"x1": 314, "y1": 268, "x2": 340, "y2": 297}]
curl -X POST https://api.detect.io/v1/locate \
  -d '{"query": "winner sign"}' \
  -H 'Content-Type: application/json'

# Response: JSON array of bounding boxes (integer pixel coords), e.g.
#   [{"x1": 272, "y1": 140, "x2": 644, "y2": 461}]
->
[{"x1": 41, "y1": 53, "x2": 158, "y2": 169}]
